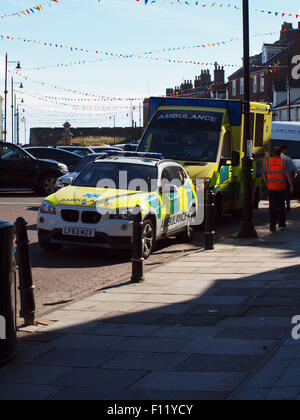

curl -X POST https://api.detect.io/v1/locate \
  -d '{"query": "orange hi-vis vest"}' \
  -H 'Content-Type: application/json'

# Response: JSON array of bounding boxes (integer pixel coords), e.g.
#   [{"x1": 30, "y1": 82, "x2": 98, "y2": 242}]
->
[{"x1": 265, "y1": 158, "x2": 287, "y2": 191}]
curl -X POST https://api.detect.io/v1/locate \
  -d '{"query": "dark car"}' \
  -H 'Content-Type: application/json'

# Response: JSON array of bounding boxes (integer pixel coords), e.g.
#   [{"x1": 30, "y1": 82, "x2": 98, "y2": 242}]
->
[
  {"x1": 55, "y1": 153, "x2": 108, "y2": 189},
  {"x1": 0, "y1": 141, "x2": 68, "y2": 195},
  {"x1": 57, "y1": 146, "x2": 94, "y2": 157},
  {"x1": 117, "y1": 143, "x2": 138, "y2": 151},
  {"x1": 26, "y1": 147, "x2": 82, "y2": 171},
  {"x1": 294, "y1": 159, "x2": 300, "y2": 198},
  {"x1": 91, "y1": 146, "x2": 123, "y2": 153}
]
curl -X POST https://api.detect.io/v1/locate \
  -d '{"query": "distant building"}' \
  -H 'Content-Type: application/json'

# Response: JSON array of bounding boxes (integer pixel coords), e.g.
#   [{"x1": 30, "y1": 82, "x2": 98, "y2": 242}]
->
[
  {"x1": 143, "y1": 64, "x2": 226, "y2": 127},
  {"x1": 165, "y1": 63, "x2": 226, "y2": 100},
  {"x1": 228, "y1": 22, "x2": 300, "y2": 123},
  {"x1": 29, "y1": 126, "x2": 143, "y2": 146}
]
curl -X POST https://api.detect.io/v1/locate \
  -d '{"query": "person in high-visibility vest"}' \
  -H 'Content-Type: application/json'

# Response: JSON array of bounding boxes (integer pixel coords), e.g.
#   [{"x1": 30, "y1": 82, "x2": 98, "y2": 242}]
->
[{"x1": 263, "y1": 147, "x2": 294, "y2": 233}]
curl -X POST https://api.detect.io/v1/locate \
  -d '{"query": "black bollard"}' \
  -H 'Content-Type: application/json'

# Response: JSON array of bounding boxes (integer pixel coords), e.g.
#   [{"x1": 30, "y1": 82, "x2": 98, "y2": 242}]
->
[
  {"x1": 15, "y1": 218, "x2": 36, "y2": 326},
  {"x1": 0, "y1": 220, "x2": 17, "y2": 365},
  {"x1": 131, "y1": 208, "x2": 145, "y2": 283},
  {"x1": 204, "y1": 188, "x2": 215, "y2": 251}
]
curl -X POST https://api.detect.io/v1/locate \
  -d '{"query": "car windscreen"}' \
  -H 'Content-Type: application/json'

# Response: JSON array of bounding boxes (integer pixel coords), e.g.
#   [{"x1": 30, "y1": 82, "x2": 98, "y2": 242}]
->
[
  {"x1": 271, "y1": 140, "x2": 300, "y2": 159},
  {"x1": 73, "y1": 162, "x2": 158, "y2": 192},
  {"x1": 138, "y1": 110, "x2": 223, "y2": 162}
]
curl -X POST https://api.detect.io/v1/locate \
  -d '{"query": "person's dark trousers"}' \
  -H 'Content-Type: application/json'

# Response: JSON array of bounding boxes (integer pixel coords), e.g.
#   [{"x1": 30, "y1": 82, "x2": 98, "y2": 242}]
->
[
  {"x1": 286, "y1": 173, "x2": 294, "y2": 212},
  {"x1": 268, "y1": 190, "x2": 287, "y2": 231}
]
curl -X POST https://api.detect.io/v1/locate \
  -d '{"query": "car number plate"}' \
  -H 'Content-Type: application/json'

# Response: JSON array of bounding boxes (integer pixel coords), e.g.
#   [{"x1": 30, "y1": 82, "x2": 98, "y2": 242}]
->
[{"x1": 63, "y1": 227, "x2": 96, "y2": 238}]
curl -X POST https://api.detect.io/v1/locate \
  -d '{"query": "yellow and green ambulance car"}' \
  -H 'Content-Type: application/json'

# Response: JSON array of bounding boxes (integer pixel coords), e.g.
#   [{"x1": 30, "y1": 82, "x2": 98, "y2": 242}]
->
[
  {"x1": 138, "y1": 97, "x2": 272, "y2": 220},
  {"x1": 37, "y1": 155, "x2": 197, "y2": 258}
]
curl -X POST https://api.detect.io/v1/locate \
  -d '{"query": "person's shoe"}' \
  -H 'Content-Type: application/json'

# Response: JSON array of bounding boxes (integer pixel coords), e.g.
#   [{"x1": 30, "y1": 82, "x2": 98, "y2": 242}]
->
[
  {"x1": 270, "y1": 226, "x2": 276, "y2": 233},
  {"x1": 279, "y1": 224, "x2": 287, "y2": 230}
]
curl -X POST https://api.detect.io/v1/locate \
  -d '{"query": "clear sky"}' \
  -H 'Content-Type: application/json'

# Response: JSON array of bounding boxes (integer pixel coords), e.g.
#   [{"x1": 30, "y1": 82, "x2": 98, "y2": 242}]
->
[{"x1": 0, "y1": 0, "x2": 300, "y2": 143}]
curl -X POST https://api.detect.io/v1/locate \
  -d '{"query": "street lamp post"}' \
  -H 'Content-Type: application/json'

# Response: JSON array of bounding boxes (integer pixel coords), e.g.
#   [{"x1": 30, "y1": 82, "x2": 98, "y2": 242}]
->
[
  {"x1": 11, "y1": 78, "x2": 24, "y2": 144},
  {"x1": 4, "y1": 54, "x2": 21, "y2": 142},
  {"x1": 238, "y1": 0, "x2": 258, "y2": 238}
]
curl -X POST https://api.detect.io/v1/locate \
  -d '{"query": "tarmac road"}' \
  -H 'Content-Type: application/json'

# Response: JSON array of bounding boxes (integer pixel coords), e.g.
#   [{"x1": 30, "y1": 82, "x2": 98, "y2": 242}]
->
[{"x1": 0, "y1": 189, "x2": 299, "y2": 321}]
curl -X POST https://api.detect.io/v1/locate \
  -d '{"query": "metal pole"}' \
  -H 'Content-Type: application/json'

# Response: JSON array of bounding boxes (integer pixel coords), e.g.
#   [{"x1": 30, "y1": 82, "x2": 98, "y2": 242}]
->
[
  {"x1": 15, "y1": 217, "x2": 36, "y2": 326},
  {"x1": 238, "y1": 0, "x2": 257, "y2": 239},
  {"x1": 288, "y1": 48, "x2": 291, "y2": 122},
  {"x1": 204, "y1": 189, "x2": 215, "y2": 250},
  {"x1": 131, "y1": 208, "x2": 145, "y2": 283},
  {"x1": 17, "y1": 106, "x2": 20, "y2": 145},
  {"x1": 11, "y1": 77, "x2": 14, "y2": 144},
  {"x1": 4, "y1": 53, "x2": 8, "y2": 142},
  {"x1": 14, "y1": 95, "x2": 17, "y2": 144}
]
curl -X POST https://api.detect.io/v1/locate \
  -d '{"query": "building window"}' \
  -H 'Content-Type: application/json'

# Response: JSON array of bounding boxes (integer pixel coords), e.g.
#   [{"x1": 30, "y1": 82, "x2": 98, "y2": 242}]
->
[
  {"x1": 253, "y1": 76, "x2": 257, "y2": 94},
  {"x1": 260, "y1": 75, "x2": 265, "y2": 93},
  {"x1": 240, "y1": 78, "x2": 244, "y2": 95},
  {"x1": 232, "y1": 80, "x2": 236, "y2": 96}
]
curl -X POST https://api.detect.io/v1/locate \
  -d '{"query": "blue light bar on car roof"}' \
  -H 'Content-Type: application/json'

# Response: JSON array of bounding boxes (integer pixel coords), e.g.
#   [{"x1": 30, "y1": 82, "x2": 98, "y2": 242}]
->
[{"x1": 123, "y1": 152, "x2": 163, "y2": 159}]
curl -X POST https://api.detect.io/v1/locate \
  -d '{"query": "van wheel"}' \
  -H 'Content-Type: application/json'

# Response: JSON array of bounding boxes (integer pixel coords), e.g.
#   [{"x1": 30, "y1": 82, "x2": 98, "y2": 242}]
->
[{"x1": 142, "y1": 219, "x2": 155, "y2": 259}]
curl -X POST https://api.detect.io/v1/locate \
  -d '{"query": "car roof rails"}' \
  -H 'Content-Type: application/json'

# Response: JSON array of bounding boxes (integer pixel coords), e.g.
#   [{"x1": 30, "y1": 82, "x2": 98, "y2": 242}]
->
[{"x1": 95, "y1": 151, "x2": 164, "y2": 161}]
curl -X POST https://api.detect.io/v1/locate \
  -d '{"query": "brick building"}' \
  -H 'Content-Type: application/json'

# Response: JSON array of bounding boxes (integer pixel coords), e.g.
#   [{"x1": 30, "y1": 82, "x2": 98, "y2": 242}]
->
[
  {"x1": 227, "y1": 22, "x2": 300, "y2": 117},
  {"x1": 143, "y1": 64, "x2": 226, "y2": 127},
  {"x1": 166, "y1": 63, "x2": 226, "y2": 100}
]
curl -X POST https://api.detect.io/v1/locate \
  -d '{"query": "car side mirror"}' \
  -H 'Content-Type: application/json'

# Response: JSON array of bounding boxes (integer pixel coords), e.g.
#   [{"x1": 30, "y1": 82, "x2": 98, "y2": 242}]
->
[
  {"x1": 63, "y1": 177, "x2": 73, "y2": 186},
  {"x1": 231, "y1": 150, "x2": 241, "y2": 167}
]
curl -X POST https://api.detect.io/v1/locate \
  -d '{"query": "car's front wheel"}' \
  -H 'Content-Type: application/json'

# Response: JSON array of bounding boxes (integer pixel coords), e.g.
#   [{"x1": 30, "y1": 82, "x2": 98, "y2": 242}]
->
[{"x1": 38, "y1": 236, "x2": 62, "y2": 252}]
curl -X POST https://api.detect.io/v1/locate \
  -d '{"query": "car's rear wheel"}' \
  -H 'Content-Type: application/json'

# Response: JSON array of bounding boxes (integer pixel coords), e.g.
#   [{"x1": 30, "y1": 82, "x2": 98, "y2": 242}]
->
[
  {"x1": 38, "y1": 174, "x2": 57, "y2": 196},
  {"x1": 177, "y1": 208, "x2": 195, "y2": 243},
  {"x1": 142, "y1": 219, "x2": 155, "y2": 259}
]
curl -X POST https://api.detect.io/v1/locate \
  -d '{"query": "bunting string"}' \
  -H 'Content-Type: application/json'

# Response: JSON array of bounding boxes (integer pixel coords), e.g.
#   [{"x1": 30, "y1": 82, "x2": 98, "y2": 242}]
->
[
  {"x1": 0, "y1": 31, "x2": 278, "y2": 58},
  {"x1": 1, "y1": 0, "x2": 60, "y2": 19},
  {"x1": 137, "y1": 0, "x2": 300, "y2": 20}
]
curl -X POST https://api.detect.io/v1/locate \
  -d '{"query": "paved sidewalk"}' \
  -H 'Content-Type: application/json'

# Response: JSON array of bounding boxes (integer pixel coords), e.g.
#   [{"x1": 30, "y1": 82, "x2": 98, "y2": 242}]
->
[{"x1": 1, "y1": 217, "x2": 300, "y2": 400}]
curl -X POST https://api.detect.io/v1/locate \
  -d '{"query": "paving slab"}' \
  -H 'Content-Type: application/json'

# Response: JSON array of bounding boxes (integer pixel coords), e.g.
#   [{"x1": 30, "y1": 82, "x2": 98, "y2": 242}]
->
[
  {"x1": 52, "y1": 368, "x2": 147, "y2": 389},
  {"x1": 33, "y1": 348, "x2": 120, "y2": 368},
  {"x1": 215, "y1": 327, "x2": 287, "y2": 340},
  {"x1": 49, "y1": 334, "x2": 125, "y2": 350},
  {"x1": 179, "y1": 337, "x2": 276, "y2": 355},
  {"x1": 0, "y1": 383, "x2": 60, "y2": 401},
  {"x1": 175, "y1": 353, "x2": 262, "y2": 373},
  {"x1": 102, "y1": 352, "x2": 189, "y2": 370},
  {"x1": 131, "y1": 371, "x2": 246, "y2": 392}
]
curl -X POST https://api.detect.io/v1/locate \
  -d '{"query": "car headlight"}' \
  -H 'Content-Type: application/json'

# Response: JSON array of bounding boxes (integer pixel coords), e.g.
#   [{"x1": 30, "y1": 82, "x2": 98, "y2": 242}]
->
[
  {"x1": 58, "y1": 163, "x2": 68, "y2": 173},
  {"x1": 40, "y1": 200, "x2": 57, "y2": 215},
  {"x1": 109, "y1": 208, "x2": 135, "y2": 220}
]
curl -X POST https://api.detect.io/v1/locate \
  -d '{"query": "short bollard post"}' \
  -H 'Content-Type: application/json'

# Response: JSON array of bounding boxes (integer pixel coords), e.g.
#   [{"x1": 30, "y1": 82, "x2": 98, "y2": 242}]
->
[
  {"x1": 204, "y1": 189, "x2": 215, "y2": 251},
  {"x1": 131, "y1": 208, "x2": 145, "y2": 283},
  {"x1": 15, "y1": 218, "x2": 36, "y2": 326}
]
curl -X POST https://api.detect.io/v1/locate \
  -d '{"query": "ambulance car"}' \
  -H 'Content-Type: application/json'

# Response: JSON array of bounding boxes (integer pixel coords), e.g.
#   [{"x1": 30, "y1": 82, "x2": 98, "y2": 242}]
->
[{"x1": 37, "y1": 153, "x2": 198, "y2": 258}]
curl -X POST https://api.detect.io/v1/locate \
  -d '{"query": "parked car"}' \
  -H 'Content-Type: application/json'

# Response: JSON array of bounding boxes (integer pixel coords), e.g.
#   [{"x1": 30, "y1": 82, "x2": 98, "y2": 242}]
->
[
  {"x1": 57, "y1": 146, "x2": 94, "y2": 157},
  {"x1": 0, "y1": 141, "x2": 68, "y2": 195},
  {"x1": 37, "y1": 154, "x2": 197, "y2": 258},
  {"x1": 25, "y1": 147, "x2": 82, "y2": 172},
  {"x1": 117, "y1": 143, "x2": 138, "y2": 151},
  {"x1": 294, "y1": 160, "x2": 300, "y2": 198},
  {"x1": 91, "y1": 146, "x2": 123, "y2": 153},
  {"x1": 55, "y1": 153, "x2": 107, "y2": 189}
]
